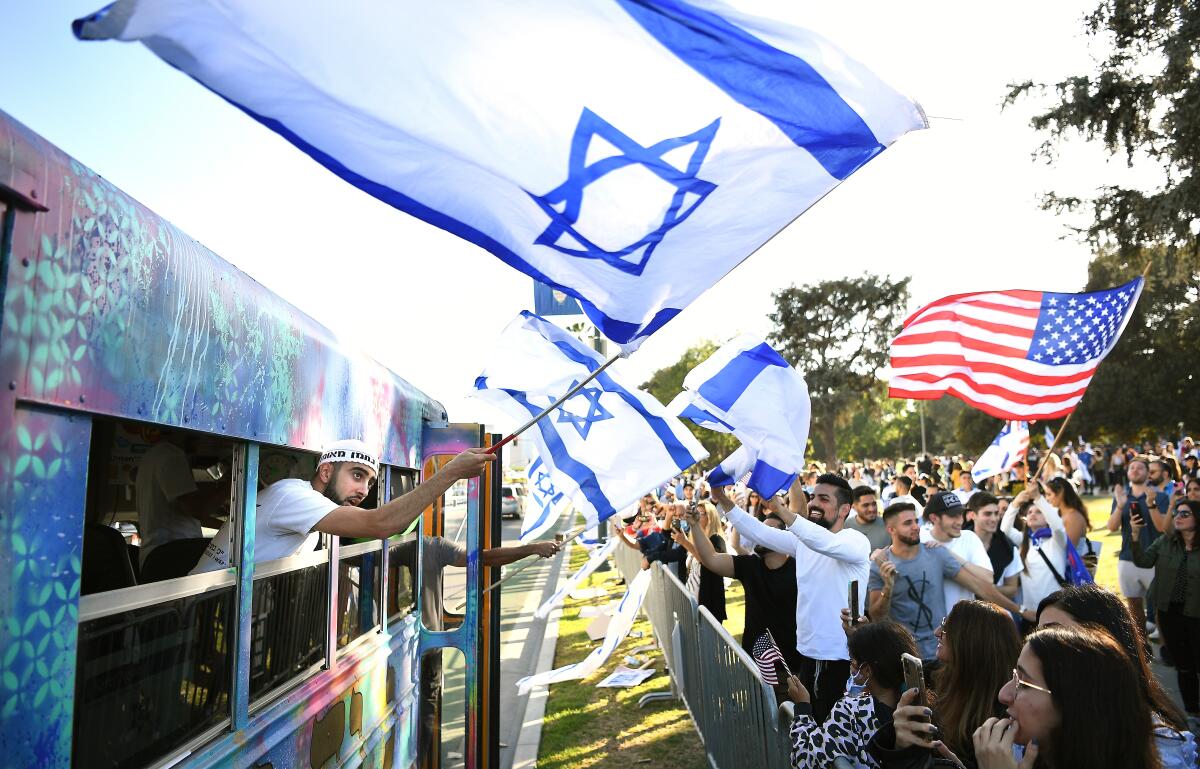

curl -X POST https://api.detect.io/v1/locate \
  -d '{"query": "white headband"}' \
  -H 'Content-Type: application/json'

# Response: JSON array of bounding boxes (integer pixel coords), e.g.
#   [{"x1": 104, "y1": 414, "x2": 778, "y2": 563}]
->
[{"x1": 318, "y1": 439, "x2": 379, "y2": 473}]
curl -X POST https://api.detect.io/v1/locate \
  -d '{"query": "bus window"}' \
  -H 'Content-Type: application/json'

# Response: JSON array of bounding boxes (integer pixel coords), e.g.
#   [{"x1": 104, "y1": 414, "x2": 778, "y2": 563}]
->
[
  {"x1": 75, "y1": 417, "x2": 241, "y2": 768},
  {"x1": 247, "y1": 447, "x2": 328, "y2": 705},
  {"x1": 387, "y1": 468, "x2": 420, "y2": 621},
  {"x1": 420, "y1": 647, "x2": 468, "y2": 769},
  {"x1": 437, "y1": 480, "x2": 471, "y2": 631}
]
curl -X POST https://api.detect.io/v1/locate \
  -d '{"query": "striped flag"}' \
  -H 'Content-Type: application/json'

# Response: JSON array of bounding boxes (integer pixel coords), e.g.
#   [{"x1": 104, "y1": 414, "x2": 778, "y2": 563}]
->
[
  {"x1": 888, "y1": 278, "x2": 1144, "y2": 420},
  {"x1": 751, "y1": 631, "x2": 790, "y2": 686},
  {"x1": 971, "y1": 421, "x2": 1030, "y2": 483}
]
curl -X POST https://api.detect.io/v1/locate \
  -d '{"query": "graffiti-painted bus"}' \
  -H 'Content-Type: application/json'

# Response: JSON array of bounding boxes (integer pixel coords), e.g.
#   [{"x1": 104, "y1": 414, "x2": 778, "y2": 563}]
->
[{"x1": 0, "y1": 109, "x2": 505, "y2": 769}]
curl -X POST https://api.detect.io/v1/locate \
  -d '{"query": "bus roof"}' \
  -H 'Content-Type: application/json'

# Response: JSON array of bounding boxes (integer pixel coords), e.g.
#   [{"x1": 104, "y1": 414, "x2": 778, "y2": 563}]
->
[{"x1": 0, "y1": 109, "x2": 446, "y2": 468}]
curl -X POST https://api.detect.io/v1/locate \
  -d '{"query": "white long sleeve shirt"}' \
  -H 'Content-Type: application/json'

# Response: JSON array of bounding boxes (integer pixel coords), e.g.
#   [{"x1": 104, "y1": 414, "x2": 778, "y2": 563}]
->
[
  {"x1": 1001, "y1": 496, "x2": 1068, "y2": 611},
  {"x1": 725, "y1": 505, "x2": 870, "y2": 661}
]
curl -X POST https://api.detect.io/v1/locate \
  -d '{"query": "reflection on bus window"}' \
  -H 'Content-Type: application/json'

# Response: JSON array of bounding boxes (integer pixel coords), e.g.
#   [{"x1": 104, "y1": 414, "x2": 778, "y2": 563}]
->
[
  {"x1": 249, "y1": 562, "x2": 328, "y2": 702},
  {"x1": 82, "y1": 419, "x2": 235, "y2": 593},
  {"x1": 387, "y1": 468, "x2": 420, "y2": 620}
]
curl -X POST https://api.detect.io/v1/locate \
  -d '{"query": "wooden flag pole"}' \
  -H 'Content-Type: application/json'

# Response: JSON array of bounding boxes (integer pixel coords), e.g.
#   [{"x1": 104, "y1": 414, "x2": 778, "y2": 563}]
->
[{"x1": 487, "y1": 353, "x2": 623, "y2": 454}]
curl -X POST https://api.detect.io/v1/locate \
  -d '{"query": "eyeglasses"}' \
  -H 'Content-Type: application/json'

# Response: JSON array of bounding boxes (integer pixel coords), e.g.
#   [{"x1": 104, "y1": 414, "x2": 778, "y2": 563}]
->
[{"x1": 1011, "y1": 668, "x2": 1052, "y2": 696}]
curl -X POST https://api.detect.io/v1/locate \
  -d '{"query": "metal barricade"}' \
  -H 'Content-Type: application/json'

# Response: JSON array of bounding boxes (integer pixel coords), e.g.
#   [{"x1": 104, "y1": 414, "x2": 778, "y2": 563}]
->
[
  {"x1": 613, "y1": 540, "x2": 642, "y2": 583},
  {"x1": 612, "y1": 552, "x2": 795, "y2": 769}
]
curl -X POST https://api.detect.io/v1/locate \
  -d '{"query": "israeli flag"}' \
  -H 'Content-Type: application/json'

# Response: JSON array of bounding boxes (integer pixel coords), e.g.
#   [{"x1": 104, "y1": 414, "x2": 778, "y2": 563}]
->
[
  {"x1": 474, "y1": 312, "x2": 707, "y2": 528},
  {"x1": 75, "y1": 0, "x2": 926, "y2": 349},
  {"x1": 520, "y1": 454, "x2": 571, "y2": 543},
  {"x1": 670, "y1": 336, "x2": 809, "y2": 497},
  {"x1": 1044, "y1": 425, "x2": 1056, "y2": 448},
  {"x1": 972, "y1": 421, "x2": 1030, "y2": 483}
]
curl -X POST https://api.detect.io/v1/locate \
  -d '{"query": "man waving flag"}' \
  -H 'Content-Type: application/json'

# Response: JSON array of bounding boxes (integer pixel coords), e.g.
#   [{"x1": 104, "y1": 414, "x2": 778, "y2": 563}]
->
[
  {"x1": 76, "y1": 0, "x2": 926, "y2": 349},
  {"x1": 888, "y1": 278, "x2": 1144, "y2": 420}
]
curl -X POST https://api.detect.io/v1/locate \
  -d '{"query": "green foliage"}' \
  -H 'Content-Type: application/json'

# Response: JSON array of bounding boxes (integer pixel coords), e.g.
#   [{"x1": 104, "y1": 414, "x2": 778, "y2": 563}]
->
[
  {"x1": 1004, "y1": 0, "x2": 1199, "y2": 256},
  {"x1": 641, "y1": 340, "x2": 739, "y2": 463},
  {"x1": 768, "y1": 275, "x2": 911, "y2": 466}
]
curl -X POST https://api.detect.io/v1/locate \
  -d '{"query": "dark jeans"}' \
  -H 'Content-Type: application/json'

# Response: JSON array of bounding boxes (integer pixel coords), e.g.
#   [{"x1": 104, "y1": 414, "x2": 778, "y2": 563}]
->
[
  {"x1": 1158, "y1": 606, "x2": 1200, "y2": 713},
  {"x1": 798, "y1": 657, "x2": 851, "y2": 724}
]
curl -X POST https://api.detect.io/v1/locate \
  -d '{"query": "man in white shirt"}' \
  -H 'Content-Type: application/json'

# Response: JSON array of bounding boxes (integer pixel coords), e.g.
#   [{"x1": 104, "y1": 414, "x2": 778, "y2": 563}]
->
[
  {"x1": 952, "y1": 471, "x2": 978, "y2": 507},
  {"x1": 890, "y1": 475, "x2": 925, "y2": 517},
  {"x1": 920, "y1": 491, "x2": 993, "y2": 610},
  {"x1": 136, "y1": 438, "x2": 230, "y2": 565},
  {"x1": 713, "y1": 473, "x2": 868, "y2": 723},
  {"x1": 192, "y1": 438, "x2": 495, "y2": 573}
]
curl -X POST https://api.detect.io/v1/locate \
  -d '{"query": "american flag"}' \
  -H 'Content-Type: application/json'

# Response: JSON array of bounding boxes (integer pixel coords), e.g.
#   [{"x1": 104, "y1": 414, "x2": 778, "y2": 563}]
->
[
  {"x1": 751, "y1": 631, "x2": 789, "y2": 686},
  {"x1": 888, "y1": 278, "x2": 1143, "y2": 420}
]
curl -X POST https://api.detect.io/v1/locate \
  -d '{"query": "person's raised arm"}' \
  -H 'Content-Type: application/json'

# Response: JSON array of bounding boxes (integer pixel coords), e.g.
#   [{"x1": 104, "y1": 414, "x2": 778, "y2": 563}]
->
[
  {"x1": 685, "y1": 509, "x2": 736, "y2": 578},
  {"x1": 472, "y1": 540, "x2": 559, "y2": 567},
  {"x1": 712, "y1": 485, "x2": 798, "y2": 556},
  {"x1": 1001, "y1": 490, "x2": 1026, "y2": 546},
  {"x1": 867, "y1": 560, "x2": 896, "y2": 620},
  {"x1": 1107, "y1": 485, "x2": 1126, "y2": 532},
  {"x1": 953, "y1": 566, "x2": 1030, "y2": 619},
  {"x1": 1033, "y1": 495, "x2": 1068, "y2": 548},
  {"x1": 315, "y1": 449, "x2": 494, "y2": 538},
  {"x1": 1146, "y1": 490, "x2": 1170, "y2": 533},
  {"x1": 1129, "y1": 511, "x2": 1161, "y2": 569},
  {"x1": 611, "y1": 520, "x2": 642, "y2": 551}
]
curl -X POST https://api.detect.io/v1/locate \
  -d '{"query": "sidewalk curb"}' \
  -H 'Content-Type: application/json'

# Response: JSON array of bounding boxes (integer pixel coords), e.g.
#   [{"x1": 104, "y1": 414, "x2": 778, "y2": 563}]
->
[{"x1": 510, "y1": 543, "x2": 574, "y2": 769}]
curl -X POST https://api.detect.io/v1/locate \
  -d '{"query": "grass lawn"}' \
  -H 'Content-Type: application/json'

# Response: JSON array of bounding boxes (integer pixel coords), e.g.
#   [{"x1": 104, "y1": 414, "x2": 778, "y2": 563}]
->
[{"x1": 537, "y1": 540, "x2": 746, "y2": 769}]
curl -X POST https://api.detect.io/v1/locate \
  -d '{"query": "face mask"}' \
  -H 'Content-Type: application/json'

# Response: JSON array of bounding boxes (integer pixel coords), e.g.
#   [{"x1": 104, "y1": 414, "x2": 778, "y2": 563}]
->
[{"x1": 845, "y1": 666, "x2": 869, "y2": 696}]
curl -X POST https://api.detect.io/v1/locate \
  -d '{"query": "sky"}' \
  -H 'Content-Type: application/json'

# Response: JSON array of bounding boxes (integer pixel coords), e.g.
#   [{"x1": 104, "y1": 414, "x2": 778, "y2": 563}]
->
[{"x1": 0, "y1": 1, "x2": 1138, "y2": 433}]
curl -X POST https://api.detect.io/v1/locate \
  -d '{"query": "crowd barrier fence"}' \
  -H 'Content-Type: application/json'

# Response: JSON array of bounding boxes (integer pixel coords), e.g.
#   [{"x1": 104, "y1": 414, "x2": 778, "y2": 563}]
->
[{"x1": 613, "y1": 552, "x2": 792, "y2": 769}]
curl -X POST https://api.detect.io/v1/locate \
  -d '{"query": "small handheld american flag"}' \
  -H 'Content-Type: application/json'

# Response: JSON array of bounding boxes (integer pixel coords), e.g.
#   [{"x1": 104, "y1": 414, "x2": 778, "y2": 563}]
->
[
  {"x1": 751, "y1": 630, "x2": 790, "y2": 686},
  {"x1": 888, "y1": 277, "x2": 1143, "y2": 420}
]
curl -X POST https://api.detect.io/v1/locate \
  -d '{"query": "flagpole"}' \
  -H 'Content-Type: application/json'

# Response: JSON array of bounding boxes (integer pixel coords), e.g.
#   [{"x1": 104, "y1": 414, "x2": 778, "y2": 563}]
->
[
  {"x1": 453, "y1": 523, "x2": 594, "y2": 609},
  {"x1": 488, "y1": 353, "x2": 623, "y2": 454}
]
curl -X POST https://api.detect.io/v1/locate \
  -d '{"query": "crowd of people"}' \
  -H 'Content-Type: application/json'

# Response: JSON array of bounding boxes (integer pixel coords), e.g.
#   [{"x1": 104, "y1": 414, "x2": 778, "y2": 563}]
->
[{"x1": 610, "y1": 437, "x2": 1200, "y2": 769}]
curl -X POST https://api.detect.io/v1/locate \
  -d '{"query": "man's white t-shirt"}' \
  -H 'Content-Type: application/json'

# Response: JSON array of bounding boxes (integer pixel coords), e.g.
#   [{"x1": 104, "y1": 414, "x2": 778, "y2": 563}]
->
[
  {"x1": 136, "y1": 442, "x2": 200, "y2": 564},
  {"x1": 952, "y1": 488, "x2": 978, "y2": 506},
  {"x1": 191, "y1": 479, "x2": 337, "y2": 573},
  {"x1": 920, "y1": 528, "x2": 992, "y2": 609}
]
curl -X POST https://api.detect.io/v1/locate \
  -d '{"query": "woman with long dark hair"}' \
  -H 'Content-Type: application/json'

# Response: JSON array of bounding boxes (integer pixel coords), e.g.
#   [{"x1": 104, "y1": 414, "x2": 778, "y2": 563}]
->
[
  {"x1": 930, "y1": 601, "x2": 1022, "y2": 764},
  {"x1": 1043, "y1": 477, "x2": 1089, "y2": 550},
  {"x1": 866, "y1": 601, "x2": 1020, "y2": 768},
  {"x1": 973, "y1": 626, "x2": 1162, "y2": 769},
  {"x1": 1036, "y1": 584, "x2": 1194, "y2": 766},
  {"x1": 1002, "y1": 484, "x2": 1069, "y2": 624},
  {"x1": 786, "y1": 621, "x2": 918, "y2": 768}
]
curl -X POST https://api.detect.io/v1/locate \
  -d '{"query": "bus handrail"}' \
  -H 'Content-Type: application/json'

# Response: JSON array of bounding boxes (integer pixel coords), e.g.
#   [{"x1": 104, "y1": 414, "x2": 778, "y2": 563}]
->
[
  {"x1": 78, "y1": 569, "x2": 236, "y2": 622},
  {"x1": 337, "y1": 540, "x2": 384, "y2": 559},
  {"x1": 252, "y1": 548, "x2": 331, "y2": 581}
]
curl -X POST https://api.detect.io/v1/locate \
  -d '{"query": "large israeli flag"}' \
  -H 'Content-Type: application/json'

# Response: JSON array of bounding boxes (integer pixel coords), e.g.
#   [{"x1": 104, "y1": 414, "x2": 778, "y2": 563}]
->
[
  {"x1": 670, "y1": 335, "x2": 809, "y2": 497},
  {"x1": 520, "y1": 454, "x2": 571, "y2": 543},
  {"x1": 75, "y1": 0, "x2": 926, "y2": 349},
  {"x1": 972, "y1": 421, "x2": 1030, "y2": 483},
  {"x1": 474, "y1": 312, "x2": 707, "y2": 527}
]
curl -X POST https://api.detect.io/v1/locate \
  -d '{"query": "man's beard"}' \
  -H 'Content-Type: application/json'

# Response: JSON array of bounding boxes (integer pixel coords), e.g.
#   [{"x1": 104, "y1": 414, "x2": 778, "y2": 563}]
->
[
  {"x1": 899, "y1": 532, "x2": 920, "y2": 546},
  {"x1": 323, "y1": 485, "x2": 352, "y2": 506}
]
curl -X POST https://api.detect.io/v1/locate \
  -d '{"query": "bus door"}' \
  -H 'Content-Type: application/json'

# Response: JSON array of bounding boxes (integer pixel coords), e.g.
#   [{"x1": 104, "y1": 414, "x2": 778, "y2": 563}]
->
[{"x1": 418, "y1": 424, "x2": 502, "y2": 769}]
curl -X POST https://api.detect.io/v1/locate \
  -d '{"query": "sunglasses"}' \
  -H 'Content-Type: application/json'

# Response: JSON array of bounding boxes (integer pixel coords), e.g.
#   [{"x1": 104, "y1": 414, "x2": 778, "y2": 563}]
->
[{"x1": 1174, "y1": 508, "x2": 1194, "y2": 519}]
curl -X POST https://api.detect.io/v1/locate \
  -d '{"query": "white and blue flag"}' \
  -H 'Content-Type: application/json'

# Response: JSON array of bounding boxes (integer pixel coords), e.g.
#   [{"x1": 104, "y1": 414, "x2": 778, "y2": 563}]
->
[
  {"x1": 972, "y1": 421, "x2": 1031, "y2": 483},
  {"x1": 670, "y1": 335, "x2": 810, "y2": 497},
  {"x1": 520, "y1": 454, "x2": 571, "y2": 543},
  {"x1": 76, "y1": 0, "x2": 926, "y2": 349},
  {"x1": 474, "y1": 312, "x2": 707, "y2": 527},
  {"x1": 1044, "y1": 425, "x2": 1056, "y2": 449}
]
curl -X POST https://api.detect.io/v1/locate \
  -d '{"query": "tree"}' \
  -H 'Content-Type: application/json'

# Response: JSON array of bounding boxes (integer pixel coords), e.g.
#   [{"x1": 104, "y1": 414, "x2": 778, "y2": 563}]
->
[
  {"x1": 641, "y1": 341, "x2": 740, "y2": 464},
  {"x1": 1005, "y1": 0, "x2": 1199, "y2": 258},
  {"x1": 768, "y1": 275, "x2": 911, "y2": 467},
  {"x1": 1006, "y1": 1, "x2": 1200, "y2": 440}
]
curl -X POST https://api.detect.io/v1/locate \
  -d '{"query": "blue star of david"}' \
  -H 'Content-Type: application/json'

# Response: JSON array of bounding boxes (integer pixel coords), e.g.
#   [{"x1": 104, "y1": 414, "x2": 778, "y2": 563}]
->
[
  {"x1": 555, "y1": 382, "x2": 613, "y2": 440},
  {"x1": 534, "y1": 470, "x2": 557, "y2": 499},
  {"x1": 528, "y1": 108, "x2": 720, "y2": 276}
]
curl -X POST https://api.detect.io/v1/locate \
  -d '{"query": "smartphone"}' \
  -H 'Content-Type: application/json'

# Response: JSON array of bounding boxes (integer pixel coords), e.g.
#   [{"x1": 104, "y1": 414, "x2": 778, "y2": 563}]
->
[
  {"x1": 848, "y1": 580, "x2": 860, "y2": 622},
  {"x1": 901, "y1": 653, "x2": 927, "y2": 715}
]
